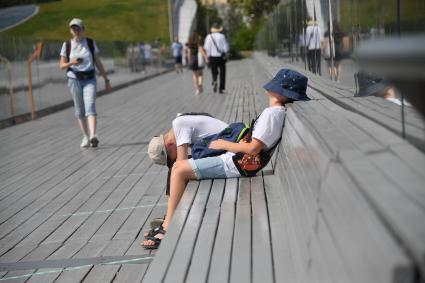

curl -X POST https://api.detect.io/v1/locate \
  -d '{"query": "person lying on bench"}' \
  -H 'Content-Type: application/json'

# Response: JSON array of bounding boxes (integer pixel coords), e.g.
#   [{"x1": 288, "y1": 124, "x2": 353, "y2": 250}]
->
[
  {"x1": 146, "y1": 113, "x2": 228, "y2": 229},
  {"x1": 142, "y1": 69, "x2": 310, "y2": 249}
]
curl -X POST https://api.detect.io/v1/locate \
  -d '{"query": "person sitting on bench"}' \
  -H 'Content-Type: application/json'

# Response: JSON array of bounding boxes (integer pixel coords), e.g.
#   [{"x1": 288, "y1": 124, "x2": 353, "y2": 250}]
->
[
  {"x1": 142, "y1": 69, "x2": 310, "y2": 249},
  {"x1": 146, "y1": 113, "x2": 228, "y2": 230},
  {"x1": 148, "y1": 113, "x2": 228, "y2": 168}
]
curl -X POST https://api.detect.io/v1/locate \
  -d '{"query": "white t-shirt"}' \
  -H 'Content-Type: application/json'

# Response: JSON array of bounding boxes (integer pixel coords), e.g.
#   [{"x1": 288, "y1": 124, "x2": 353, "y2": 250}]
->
[
  {"x1": 204, "y1": 33, "x2": 229, "y2": 57},
  {"x1": 172, "y1": 114, "x2": 228, "y2": 147},
  {"x1": 220, "y1": 106, "x2": 286, "y2": 177},
  {"x1": 60, "y1": 38, "x2": 100, "y2": 79},
  {"x1": 305, "y1": 25, "x2": 323, "y2": 50}
]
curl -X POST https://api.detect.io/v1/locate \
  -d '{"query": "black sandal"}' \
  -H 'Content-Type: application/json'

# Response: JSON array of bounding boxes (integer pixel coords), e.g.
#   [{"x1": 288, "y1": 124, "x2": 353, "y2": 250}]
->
[
  {"x1": 143, "y1": 230, "x2": 165, "y2": 250},
  {"x1": 144, "y1": 223, "x2": 165, "y2": 239}
]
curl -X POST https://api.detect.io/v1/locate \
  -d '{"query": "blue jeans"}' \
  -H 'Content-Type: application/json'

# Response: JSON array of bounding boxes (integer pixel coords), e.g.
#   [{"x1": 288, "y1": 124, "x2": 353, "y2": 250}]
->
[
  {"x1": 68, "y1": 78, "x2": 97, "y2": 118},
  {"x1": 188, "y1": 157, "x2": 227, "y2": 180}
]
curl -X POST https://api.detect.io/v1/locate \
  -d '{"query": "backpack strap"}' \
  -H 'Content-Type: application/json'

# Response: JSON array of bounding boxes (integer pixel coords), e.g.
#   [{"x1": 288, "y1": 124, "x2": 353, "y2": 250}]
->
[
  {"x1": 65, "y1": 40, "x2": 71, "y2": 62},
  {"x1": 86, "y1": 38, "x2": 95, "y2": 61}
]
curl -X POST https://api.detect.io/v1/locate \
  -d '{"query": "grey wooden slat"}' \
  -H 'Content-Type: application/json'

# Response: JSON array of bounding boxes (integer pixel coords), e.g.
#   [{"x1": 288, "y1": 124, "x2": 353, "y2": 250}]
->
[
  {"x1": 230, "y1": 177, "x2": 251, "y2": 283},
  {"x1": 184, "y1": 180, "x2": 224, "y2": 283},
  {"x1": 319, "y1": 163, "x2": 413, "y2": 282},
  {"x1": 163, "y1": 180, "x2": 212, "y2": 283},
  {"x1": 389, "y1": 143, "x2": 425, "y2": 178},
  {"x1": 89, "y1": 172, "x2": 164, "y2": 243},
  {"x1": 53, "y1": 241, "x2": 110, "y2": 283},
  {"x1": 263, "y1": 175, "x2": 298, "y2": 283},
  {"x1": 1, "y1": 242, "x2": 61, "y2": 283},
  {"x1": 207, "y1": 178, "x2": 237, "y2": 283},
  {"x1": 111, "y1": 240, "x2": 153, "y2": 283},
  {"x1": 81, "y1": 239, "x2": 133, "y2": 283},
  {"x1": 141, "y1": 182, "x2": 199, "y2": 283},
  {"x1": 4, "y1": 146, "x2": 138, "y2": 245},
  {"x1": 0, "y1": 147, "x2": 132, "y2": 253},
  {"x1": 368, "y1": 151, "x2": 425, "y2": 209},
  {"x1": 24, "y1": 241, "x2": 87, "y2": 283},
  {"x1": 339, "y1": 151, "x2": 425, "y2": 278},
  {"x1": 251, "y1": 176, "x2": 274, "y2": 283}
]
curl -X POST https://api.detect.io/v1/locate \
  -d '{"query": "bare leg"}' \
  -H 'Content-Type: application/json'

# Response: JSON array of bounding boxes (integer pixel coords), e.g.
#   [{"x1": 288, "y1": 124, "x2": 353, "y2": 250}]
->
[
  {"x1": 335, "y1": 62, "x2": 341, "y2": 81},
  {"x1": 192, "y1": 72, "x2": 199, "y2": 91},
  {"x1": 87, "y1": 115, "x2": 97, "y2": 137},
  {"x1": 77, "y1": 118, "x2": 89, "y2": 136},
  {"x1": 198, "y1": 70, "x2": 203, "y2": 90},
  {"x1": 142, "y1": 160, "x2": 196, "y2": 247}
]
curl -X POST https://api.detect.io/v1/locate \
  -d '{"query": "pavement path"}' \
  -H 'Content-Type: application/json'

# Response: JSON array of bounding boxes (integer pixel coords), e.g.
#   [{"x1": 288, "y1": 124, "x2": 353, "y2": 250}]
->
[{"x1": 0, "y1": 5, "x2": 39, "y2": 32}]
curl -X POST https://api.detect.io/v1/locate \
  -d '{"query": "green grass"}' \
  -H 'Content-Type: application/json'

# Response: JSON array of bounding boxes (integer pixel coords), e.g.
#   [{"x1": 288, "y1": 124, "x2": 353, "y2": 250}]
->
[{"x1": 5, "y1": 0, "x2": 170, "y2": 42}]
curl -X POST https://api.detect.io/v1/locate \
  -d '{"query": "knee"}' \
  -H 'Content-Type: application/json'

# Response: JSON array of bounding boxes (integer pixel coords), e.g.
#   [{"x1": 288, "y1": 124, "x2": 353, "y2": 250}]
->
[{"x1": 171, "y1": 160, "x2": 192, "y2": 179}]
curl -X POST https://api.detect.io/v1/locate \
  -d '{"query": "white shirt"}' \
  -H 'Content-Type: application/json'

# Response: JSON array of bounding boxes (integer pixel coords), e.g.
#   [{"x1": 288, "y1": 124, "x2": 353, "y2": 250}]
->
[
  {"x1": 305, "y1": 25, "x2": 323, "y2": 50},
  {"x1": 60, "y1": 38, "x2": 99, "y2": 79},
  {"x1": 204, "y1": 32, "x2": 229, "y2": 57},
  {"x1": 220, "y1": 106, "x2": 286, "y2": 177},
  {"x1": 172, "y1": 114, "x2": 228, "y2": 147}
]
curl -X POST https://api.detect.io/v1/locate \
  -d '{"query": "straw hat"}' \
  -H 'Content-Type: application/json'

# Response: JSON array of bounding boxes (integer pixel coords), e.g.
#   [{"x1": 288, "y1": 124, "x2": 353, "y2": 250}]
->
[{"x1": 210, "y1": 22, "x2": 223, "y2": 33}]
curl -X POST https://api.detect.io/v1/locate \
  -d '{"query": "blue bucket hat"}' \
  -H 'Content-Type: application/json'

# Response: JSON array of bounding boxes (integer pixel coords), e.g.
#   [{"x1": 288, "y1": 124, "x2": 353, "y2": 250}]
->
[{"x1": 263, "y1": 69, "x2": 310, "y2": 101}]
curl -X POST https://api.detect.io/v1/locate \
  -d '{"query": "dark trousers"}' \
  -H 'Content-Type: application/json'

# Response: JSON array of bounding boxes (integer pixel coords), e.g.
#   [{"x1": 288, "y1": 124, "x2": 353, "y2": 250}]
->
[
  {"x1": 209, "y1": 56, "x2": 226, "y2": 91},
  {"x1": 307, "y1": 49, "x2": 321, "y2": 75}
]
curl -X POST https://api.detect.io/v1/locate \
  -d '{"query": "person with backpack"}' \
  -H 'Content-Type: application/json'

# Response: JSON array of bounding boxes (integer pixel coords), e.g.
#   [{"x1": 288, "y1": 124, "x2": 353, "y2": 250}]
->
[
  {"x1": 148, "y1": 113, "x2": 228, "y2": 169},
  {"x1": 59, "y1": 18, "x2": 111, "y2": 148},
  {"x1": 144, "y1": 113, "x2": 228, "y2": 233},
  {"x1": 204, "y1": 23, "x2": 229, "y2": 94},
  {"x1": 142, "y1": 69, "x2": 311, "y2": 249}
]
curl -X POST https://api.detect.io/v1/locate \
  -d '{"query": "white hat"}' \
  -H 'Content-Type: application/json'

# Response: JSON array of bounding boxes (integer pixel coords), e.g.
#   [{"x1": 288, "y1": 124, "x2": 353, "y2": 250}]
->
[
  {"x1": 69, "y1": 18, "x2": 84, "y2": 28},
  {"x1": 148, "y1": 135, "x2": 168, "y2": 165}
]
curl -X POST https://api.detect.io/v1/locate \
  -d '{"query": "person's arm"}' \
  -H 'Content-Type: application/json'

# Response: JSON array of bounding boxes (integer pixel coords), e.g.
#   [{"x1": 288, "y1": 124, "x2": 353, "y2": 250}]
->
[
  {"x1": 199, "y1": 46, "x2": 209, "y2": 64},
  {"x1": 187, "y1": 48, "x2": 192, "y2": 65},
  {"x1": 209, "y1": 138, "x2": 265, "y2": 155},
  {"x1": 59, "y1": 56, "x2": 79, "y2": 70},
  {"x1": 222, "y1": 34, "x2": 229, "y2": 53},
  {"x1": 94, "y1": 54, "x2": 112, "y2": 91},
  {"x1": 176, "y1": 144, "x2": 189, "y2": 161}
]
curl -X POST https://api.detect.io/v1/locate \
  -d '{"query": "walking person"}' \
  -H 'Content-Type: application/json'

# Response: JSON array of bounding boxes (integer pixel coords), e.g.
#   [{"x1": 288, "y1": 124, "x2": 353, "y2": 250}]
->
[
  {"x1": 204, "y1": 23, "x2": 229, "y2": 93},
  {"x1": 323, "y1": 21, "x2": 349, "y2": 81},
  {"x1": 305, "y1": 17, "x2": 323, "y2": 75},
  {"x1": 59, "y1": 18, "x2": 111, "y2": 148},
  {"x1": 187, "y1": 33, "x2": 209, "y2": 95},
  {"x1": 171, "y1": 36, "x2": 183, "y2": 74}
]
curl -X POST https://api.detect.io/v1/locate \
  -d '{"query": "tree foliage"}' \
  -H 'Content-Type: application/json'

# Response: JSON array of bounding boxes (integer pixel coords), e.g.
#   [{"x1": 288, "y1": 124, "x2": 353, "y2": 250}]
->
[{"x1": 233, "y1": 0, "x2": 281, "y2": 19}]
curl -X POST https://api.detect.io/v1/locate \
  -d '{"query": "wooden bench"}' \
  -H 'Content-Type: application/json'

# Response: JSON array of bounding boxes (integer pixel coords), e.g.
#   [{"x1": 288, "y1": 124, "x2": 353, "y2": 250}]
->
[{"x1": 142, "y1": 57, "x2": 425, "y2": 282}]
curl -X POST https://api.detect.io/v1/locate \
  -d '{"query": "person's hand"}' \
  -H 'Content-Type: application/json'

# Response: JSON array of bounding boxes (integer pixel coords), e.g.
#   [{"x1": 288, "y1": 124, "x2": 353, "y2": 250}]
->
[
  {"x1": 104, "y1": 79, "x2": 112, "y2": 92},
  {"x1": 70, "y1": 58, "x2": 82, "y2": 66},
  {"x1": 209, "y1": 139, "x2": 227, "y2": 150}
]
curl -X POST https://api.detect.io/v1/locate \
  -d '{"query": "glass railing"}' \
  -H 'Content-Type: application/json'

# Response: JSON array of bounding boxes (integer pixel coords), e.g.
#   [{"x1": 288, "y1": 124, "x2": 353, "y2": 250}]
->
[
  {"x1": 0, "y1": 35, "x2": 173, "y2": 122},
  {"x1": 254, "y1": 0, "x2": 425, "y2": 150}
]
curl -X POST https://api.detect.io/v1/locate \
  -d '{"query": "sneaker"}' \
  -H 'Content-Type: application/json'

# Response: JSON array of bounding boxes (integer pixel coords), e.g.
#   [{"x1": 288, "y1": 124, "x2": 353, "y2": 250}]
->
[
  {"x1": 199, "y1": 85, "x2": 203, "y2": 93},
  {"x1": 195, "y1": 89, "x2": 200, "y2": 96},
  {"x1": 80, "y1": 136, "x2": 90, "y2": 148},
  {"x1": 212, "y1": 81, "x2": 218, "y2": 93},
  {"x1": 90, "y1": 135, "x2": 99, "y2": 147},
  {"x1": 219, "y1": 89, "x2": 226, "y2": 94}
]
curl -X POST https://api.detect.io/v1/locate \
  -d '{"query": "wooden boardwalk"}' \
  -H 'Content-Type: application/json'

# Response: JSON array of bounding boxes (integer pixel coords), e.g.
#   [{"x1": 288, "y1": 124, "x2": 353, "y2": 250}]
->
[
  {"x1": 0, "y1": 59, "x2": 268, "y2": 282},
  {"x1": 1, "y1": 57, "x2": 424, "y2": 283}
]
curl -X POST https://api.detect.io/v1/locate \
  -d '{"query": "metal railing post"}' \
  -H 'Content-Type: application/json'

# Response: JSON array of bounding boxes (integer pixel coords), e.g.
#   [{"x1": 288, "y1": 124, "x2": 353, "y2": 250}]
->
[
  {"x1": 0, "y1": 55, "x2": 14, "y2": 116},
  {"x1": 27, "y1": 42, "x2": 44, "y2": 121}
]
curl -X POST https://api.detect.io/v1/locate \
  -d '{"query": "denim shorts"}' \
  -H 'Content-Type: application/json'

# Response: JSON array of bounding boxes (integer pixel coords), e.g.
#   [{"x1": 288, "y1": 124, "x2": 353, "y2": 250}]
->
[
  {"x1": 68, "y1": 77, "x2": 97, "y2": 118},
  {"x1": 188, "y1": 157, "x2": 227, "y2": 180}
]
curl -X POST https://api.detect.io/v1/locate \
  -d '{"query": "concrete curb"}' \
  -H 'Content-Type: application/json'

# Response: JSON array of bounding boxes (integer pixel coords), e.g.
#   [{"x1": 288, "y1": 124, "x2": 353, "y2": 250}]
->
[{"x1": 0, "y1": 68, "x2": 173, "y2": 130}]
